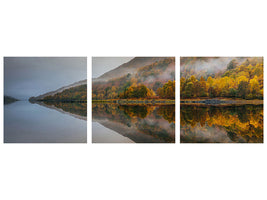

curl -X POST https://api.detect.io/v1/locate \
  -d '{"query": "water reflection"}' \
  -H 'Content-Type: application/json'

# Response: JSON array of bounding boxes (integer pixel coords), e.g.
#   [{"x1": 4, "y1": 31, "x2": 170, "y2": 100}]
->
[
  {"x1": 4, "y1": 101, "x2": 87, "y2": 143},
  {"x1": 92, "y1": 103, "x2": 175, "y2": 143},
  {"x1": 180, "y1": 105, "x2": 263, "y2": 143},
  {"x1": 32, "y1": 101, "x2": 87, "y2": 120}
]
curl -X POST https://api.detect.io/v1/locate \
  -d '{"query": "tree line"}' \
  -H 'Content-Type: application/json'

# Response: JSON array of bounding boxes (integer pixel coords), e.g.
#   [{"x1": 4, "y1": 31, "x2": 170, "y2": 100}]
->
[{"x1": 93, "y1": 80, "x2": 175, "y2": 100}]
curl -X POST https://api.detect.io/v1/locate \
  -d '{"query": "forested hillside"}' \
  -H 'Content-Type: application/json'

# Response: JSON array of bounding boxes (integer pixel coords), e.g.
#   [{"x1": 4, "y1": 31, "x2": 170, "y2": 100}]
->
[
  {"x1": 29, "y1": 79, "x2": 87, "y2": 102},
  {"x1": 42, "y1": 84, "x2": 87, "y2": 101},
  {"x1": 92, "y1": 58, "x2": 175, "y2": 100},
  {"x1": 180, "y1": 57, "x2": 263, "y2": 99}
]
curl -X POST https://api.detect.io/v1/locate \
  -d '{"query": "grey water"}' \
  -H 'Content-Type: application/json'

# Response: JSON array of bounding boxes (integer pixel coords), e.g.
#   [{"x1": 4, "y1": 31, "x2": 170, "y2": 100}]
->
[{"x1": 4, "y1": 101, "x2": 87, "y2": 143}]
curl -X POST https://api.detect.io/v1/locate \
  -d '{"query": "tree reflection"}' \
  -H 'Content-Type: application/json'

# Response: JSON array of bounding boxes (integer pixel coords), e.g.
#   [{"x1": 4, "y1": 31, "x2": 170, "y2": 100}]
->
[
  {"x1": 119, "y1": 105, "x2": 151, "y2": 118},
  {"x1": 180, "y1": 105, "x2": 263, "y2": 143},
  {"x1": 44, "y1": 101, "x2": 87, "y2": 117},
  {"x1": 157, "y1": 105, "x2": 175, "y2": 123},
  {"x1": 92, "y1": 103, "x2": 175, "y2": 143}
]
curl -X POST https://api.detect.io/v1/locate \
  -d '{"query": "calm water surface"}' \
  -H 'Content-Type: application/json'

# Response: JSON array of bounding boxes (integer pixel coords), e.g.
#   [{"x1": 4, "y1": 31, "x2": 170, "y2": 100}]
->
[
  {"x1": 4, "y1": 101, "x2": 87, "y2": 143},
  {"x1": 180, "y1": 105, "x2": 263, "y2": 143},
  {"x1": 92, "y1": 103, "x2": 175, "y2": 143}
]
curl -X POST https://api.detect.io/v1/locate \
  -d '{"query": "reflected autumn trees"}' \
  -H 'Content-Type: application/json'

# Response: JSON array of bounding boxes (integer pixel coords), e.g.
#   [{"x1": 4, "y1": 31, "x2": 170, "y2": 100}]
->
[
  {"x1": 43, "y1": 101, "x2": 87, "y2": 117},
  {"x1": 92, "y1": 104, "x2": 175, "y2": 143},
  {"x1": 180, "y1": 105, "x2": 263, "y2": 143},
  {"x1": 93, "y1": 104, "x2": 175, "y2": 123}
]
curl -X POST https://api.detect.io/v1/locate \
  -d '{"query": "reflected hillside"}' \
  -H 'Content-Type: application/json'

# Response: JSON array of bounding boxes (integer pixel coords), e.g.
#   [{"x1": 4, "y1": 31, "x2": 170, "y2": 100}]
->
[
  {"x1": 180, "y1": 105, "x2": 263, "y2": 143},
  {"x1": 92, "y1": 104, "x2": 175, "y2": 143},
  {"x1": 44, "y1": 101, "x2": 87, "y2": 116},
  {"x1": 4, "y1": 96, "x2": 19, "y2": 105},
  {"x1": 32, "y1": 101, "x2": 87, "y2": 121}
]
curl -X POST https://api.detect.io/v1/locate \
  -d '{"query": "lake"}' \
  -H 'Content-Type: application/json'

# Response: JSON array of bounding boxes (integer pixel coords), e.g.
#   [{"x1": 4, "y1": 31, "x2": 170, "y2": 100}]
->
[
  {"x1": 180, "y1": 104, "x2": 263, "y2": 143},
  {"x1": 4, "y1": 101, "x2": 87, "y2": 143},
  {"x1": 92, "y1": 103, "x2": 175, "y2": 143}
]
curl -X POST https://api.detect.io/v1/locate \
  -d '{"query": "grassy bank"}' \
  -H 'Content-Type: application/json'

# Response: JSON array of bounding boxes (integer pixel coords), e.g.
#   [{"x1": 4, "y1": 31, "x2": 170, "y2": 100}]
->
[
  {"x1": 92, "y1": 99, "x2": 175, "y2": 105},
  {"x1": 181, "y1": 98, "x2": 263, "y2": 105}
]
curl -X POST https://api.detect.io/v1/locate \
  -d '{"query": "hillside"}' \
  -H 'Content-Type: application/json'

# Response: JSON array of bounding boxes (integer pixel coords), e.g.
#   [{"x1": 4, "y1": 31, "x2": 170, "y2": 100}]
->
[
  {"x1": 94, "y1": 57, "x2": 169, "y2": 82},
  {"x1": 180, "y1": 57, "x2": 263, "y2": 79},
  {"x1": 92, "y1": 57, "x2": 175, "y2": 100},
  {"x1": 180, "y1": 57, "x2": 263, "y2": 99},
  {"x1": 29, "y1": 79, "x2": 87, "y2": 101}
]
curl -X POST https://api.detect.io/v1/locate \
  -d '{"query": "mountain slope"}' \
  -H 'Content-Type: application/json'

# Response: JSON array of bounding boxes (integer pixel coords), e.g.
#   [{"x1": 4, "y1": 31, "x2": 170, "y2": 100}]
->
[
  {"x1": 92, "y1": 57, "x2": 175, "y2": 100},
  {"x1": 29, "y1": 79, "x2": 87, "y2": 101},
  {"x1": 94, "y1": 57, "x2": 168, "y2": 82}
]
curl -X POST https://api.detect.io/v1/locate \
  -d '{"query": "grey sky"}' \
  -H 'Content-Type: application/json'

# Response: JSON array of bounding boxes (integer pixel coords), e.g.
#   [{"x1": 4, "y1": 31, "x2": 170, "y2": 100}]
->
[
  {"x1": 4, "y1": 57, "x2": 87, "y2": 100},
  {"x1": 92, "y1": 57, "x2": 134, "y2": 78}
]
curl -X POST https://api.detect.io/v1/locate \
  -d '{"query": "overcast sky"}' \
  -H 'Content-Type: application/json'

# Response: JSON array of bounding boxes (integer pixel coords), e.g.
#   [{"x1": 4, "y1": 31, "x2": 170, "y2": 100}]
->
[
  {"x1": 4, "y1": 57, "x2": 87, "y2": 100},
  {"x1": 92, "y1": 57, "x2": 134, "y2": 78}
]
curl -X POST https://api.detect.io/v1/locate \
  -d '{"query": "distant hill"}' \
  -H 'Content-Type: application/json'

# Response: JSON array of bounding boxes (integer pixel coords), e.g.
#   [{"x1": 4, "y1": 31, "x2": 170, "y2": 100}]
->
[
  {"x1": 4, "y1": 96, "x2": 19, "y2": 104},
  {"x1": 29, "y1": 79, "x2": 87, "y2": 101},
  {"x1": 92, "y1": 57, "x2": 175, "y2": 100}
]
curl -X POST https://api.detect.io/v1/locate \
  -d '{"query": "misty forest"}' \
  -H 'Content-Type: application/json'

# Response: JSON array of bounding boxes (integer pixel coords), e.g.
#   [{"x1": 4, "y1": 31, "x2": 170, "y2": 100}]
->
[
  {"x1": 92, "y1": 57, "x2": 175, "y2": 143},
  {"x1": 92, "y1": 58, "x2": 175, "y2": 101},
  {"x1": 180, "y1": 57, "x2": 263, "y2": 100},
  {"x1": 180, "y1": 57, "x2": 263, "y2": 143}
]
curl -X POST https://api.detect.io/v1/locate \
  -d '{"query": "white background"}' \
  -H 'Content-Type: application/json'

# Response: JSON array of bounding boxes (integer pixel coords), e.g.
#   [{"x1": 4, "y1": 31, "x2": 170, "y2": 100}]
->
[{"x1": 0, "y1": 0, "x2": 266, "y2": 200}]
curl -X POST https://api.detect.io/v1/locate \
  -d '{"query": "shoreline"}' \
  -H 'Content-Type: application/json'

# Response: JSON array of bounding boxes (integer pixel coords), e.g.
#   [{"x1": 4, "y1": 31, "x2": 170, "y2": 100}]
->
[
  {"x1": 92, "y1": 99, "x2": 175, "y2": 105},
  {"x1": 180, "y1": 99, "x2": 263, "y2": 105}
]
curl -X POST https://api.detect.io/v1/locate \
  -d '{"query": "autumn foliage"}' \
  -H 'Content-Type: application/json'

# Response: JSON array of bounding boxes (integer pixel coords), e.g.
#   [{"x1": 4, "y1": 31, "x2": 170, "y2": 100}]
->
[
  {"x1": 157, "y1": 80, "x2": 175, "y2": 99},
  {"x1": 119, "y1": 84, "x2": 155, "y2": 99},
  {"x1": 180, "y1": 58, "x2": 263, "y2": 99},
  {"x1": 92, "y1": 58, "x2": 175, "y2": 100}
]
